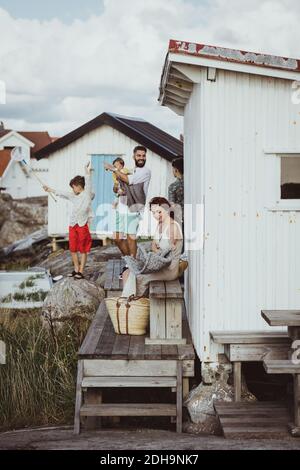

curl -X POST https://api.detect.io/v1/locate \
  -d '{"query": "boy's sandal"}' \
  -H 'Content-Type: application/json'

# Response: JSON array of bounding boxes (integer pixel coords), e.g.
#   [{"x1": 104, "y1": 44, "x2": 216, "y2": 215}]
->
[
  {"x1": 67, "y1": 271, "x2": 78, "y2": 277},
  {"x1": 74, "y1": 272, "x2": 85, "y2": 280}
]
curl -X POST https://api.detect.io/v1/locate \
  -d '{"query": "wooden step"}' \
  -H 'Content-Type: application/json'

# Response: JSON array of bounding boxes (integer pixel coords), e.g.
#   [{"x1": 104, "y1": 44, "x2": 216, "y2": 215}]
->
[
  {"x1": 222, "y1": 426, "x2": 289, "y2": 439},
  {"x1": 82, "y1": 376, "x2": 177, "y2": 388},
  {"x1": 80, "y1": 403, "x2": 177, "y2": 417},
  {"x1": 264, "y1": 360, "x2": 300, "y2": 374},
  {"x1": 210, "y1": 331, "x2": 290, "y2": 344},
  {"x1": 214, "y1": 401, "x2": 291, "y2": 439}
]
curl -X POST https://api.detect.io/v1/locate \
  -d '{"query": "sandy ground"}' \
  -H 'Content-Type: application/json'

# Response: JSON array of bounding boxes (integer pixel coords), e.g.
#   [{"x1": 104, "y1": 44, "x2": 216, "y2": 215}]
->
[{"x1": 0, "y1": 426, "x2": 300, "y2": 450}]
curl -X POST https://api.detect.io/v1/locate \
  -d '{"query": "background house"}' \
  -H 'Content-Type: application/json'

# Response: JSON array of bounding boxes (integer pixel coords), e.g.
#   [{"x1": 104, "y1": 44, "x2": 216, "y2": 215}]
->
[
  {"x1": 35, "y1": 112, "x2": 183, "y2": 238},
  {"x1": 159, "y1": 39, "x2": 300, "y2": 366},
  {"x1": 0, "y1": 123, "x2": 54, "y2": 199}
]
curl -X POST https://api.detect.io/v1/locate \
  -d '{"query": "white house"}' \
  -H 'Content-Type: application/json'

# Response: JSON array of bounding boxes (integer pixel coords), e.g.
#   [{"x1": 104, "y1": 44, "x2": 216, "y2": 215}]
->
[
  {"x1": 35, "y1": 112, "x2": 183, "y2": 238},
  {"x1": 159, "y1": 39, "x2": 300, "y2": 367},
  {"x1": 0, "y1": 125, "x2": 53, "y2": 199}
]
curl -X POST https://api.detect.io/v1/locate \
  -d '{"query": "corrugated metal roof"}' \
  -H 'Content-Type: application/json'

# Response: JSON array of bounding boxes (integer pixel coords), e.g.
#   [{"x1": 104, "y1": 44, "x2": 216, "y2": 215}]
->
[
  {"x1": 35, "y1": 112, "x2": 183, "y2": 161},
  {"x1": 168, "y1": 39, "x2": 300, "y2": 73}
]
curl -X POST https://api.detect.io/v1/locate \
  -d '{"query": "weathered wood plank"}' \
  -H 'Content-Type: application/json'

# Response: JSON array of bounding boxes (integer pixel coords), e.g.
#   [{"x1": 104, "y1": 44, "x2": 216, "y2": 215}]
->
[
  {"x1": 80, "y1": 403, "x2": 177, "y2": 417},
  {"x1": 145, "y1": 338, "x2": 186, "y2": 345},
  {"x1": 82, "y1": 376, "x2": 177, "y2": 388},
  {"x1": 73, "y1": 360, "x2": 83, "y2": 434},
  {"x1": 111, "y1": 334, "x2": 131, "y2": 359},
  {"x1": 150, "y1": 280, "x2": 183, "y2": 299},
  {"x1": 233, "y1": 362, "x2": 241, "y2": 402},
  {"x1": 79, "y1": 301, "x2": 109, "y2": 356},
  {"x1": 210, "y1": 331, "x2": 289, "y2": 344},
  {"x1": 165, "y1": 280, "x2": 183, "y2": 298},
  {"x1": 161, "y1": 344, "x2": 178, "y2": 359},
  {"x1": 149, "y1": 297, "x2": 166, "y2": 339},
  {"x1": 128, "y1": 336, "x2": 145, "y2": 360},
  {"x1": 144, "y1": 344, "x2": 162, "y2": 360},
  {"x1": 166, "y1": 299, "x2": 182, "y2": 340},
  {"x1": 84, "y1": 388, "x2": 102, "y2": 431},
  {"x1": 264, "y1": 360, "x2": 300, "y2": 374},
  {"x1": 294, "y1": 374, "x2": 300, "y2": 427},
  {"x1": 177, "y1": 344, "x2": 195, "y2": 360},
  {"x1": 83, "y1": 359, "x2": 194, "y2": 377},
  {"x1": 104, "y1": 260, "x2": 114, "y2": 290},
  {"x1": 261, "y1": 310, "x2": 300, "y2": 327},
  {"x1": 94, "y1": 315, "x2": 116, "y2": 357},
  {"x1": 176, "y1": 361, "x2": 182, "y2": 433},
  {"x1": 226, "y1": 343, "x2": 290, "y2": 362},
  {"x1": 112, "y1": 259, "x2": 121, "y2": 290}
]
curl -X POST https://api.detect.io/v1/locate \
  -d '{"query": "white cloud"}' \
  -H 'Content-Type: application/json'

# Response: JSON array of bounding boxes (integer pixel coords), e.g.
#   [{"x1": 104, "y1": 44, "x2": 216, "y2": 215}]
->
[{"x1": 0, "y1": 0, "x2": 300, "y2": 139}]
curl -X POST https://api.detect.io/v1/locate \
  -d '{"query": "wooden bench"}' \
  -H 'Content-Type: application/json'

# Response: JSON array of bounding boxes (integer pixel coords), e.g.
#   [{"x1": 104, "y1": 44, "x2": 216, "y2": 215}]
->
[
  {"x1": 74, "y1": 300, "x2": 195, "y2": 434},
  {"x1": 146, "y1": 280, "x2": 186, "y2": 345},
  {"x1": 263, "y1": 359, "x2": 300, "y2": 437},
  {"x1": 104, "y1": 259, "x2": 186, "y2": 345},
  {"x1": 210, "y1": 331, "x2": 291, "y2": 401}
]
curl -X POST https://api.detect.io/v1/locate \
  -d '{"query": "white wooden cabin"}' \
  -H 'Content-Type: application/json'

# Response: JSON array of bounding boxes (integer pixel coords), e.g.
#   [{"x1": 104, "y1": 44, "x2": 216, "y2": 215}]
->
[
  {"x1": 35, "y1": 112, "x2": 183, "y2": 238},
  {"x1": 159, "y1": 40, "x2": 300, "y2": 366},
  {"x1": 0, "y1": 128, "x2": 52, "y2": 199}
]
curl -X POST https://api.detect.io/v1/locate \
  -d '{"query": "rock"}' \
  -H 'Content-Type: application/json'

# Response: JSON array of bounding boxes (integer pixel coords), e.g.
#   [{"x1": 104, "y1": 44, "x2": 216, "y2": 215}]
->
[
  {"x1": 42, "y1": 277, "x2": 105, "y2": 328},
  {"x1": 184, "y1": 366, "x2": 256, "y2": 436},
  {"x1": 0, "y1": 193, "x2": 47, "y2": 248}
]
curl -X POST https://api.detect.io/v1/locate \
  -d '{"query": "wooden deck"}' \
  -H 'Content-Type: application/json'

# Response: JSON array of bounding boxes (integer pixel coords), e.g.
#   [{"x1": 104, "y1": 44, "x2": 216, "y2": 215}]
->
[
  {"x1": 79, "y1": 301, "x2": 195, "y2": 361},
  {"x1": 74, "y1": 258, "x2": 195, "y2": 434}
]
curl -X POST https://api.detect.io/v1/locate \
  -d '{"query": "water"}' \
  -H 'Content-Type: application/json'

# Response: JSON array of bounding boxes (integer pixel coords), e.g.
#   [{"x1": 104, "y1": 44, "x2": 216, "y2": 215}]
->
[{"x1": 0, "y1": 269, "x2": 52, "y2": 309}]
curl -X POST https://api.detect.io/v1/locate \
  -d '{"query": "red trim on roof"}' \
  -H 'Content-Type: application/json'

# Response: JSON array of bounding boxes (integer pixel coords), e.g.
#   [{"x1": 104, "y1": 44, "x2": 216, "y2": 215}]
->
[{"x1": 169, "y1": 39, "x2": 300, "y2": 73}]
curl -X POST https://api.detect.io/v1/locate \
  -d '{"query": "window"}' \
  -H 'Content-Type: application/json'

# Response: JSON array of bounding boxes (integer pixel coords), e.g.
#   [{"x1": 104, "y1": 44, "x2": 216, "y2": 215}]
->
[
  {"x1": 281, "y1": 156, "x2": 300, "y2": 199},
  {"x1": 264, "y1": 150, "x2": 300, "y2": 211}
]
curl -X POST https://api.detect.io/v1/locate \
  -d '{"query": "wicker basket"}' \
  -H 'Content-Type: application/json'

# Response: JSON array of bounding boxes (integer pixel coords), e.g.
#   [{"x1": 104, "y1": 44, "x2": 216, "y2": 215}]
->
[{"x1": 105, "y1": 296, "x2": 150, "y2": 335}]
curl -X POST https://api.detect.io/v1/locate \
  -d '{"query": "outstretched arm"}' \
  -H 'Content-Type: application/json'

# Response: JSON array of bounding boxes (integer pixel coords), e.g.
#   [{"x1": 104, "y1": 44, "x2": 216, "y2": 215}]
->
[
  {"x1": 43, "y1": 185, "x2": 74, "y2": 200},
  {"x1": 104, "y1": 162, "x2": 129, "y2": 184}
]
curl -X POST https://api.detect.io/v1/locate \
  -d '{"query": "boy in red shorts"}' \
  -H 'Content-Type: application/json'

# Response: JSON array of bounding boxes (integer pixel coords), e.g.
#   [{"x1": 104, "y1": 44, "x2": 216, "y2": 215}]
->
[{"x1": 43, "y1": 163, "x2": 93, "y2": 279}]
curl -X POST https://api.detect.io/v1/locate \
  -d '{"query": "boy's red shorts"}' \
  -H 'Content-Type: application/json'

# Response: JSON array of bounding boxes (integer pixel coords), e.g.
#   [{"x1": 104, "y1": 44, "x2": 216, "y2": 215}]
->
[{"x1": 69, "y1": 223, "x2": 92, "y2": 253}]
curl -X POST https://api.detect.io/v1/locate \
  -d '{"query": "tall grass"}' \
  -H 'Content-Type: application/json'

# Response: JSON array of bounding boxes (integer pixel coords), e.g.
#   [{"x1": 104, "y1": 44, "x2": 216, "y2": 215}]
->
[{"x1": 0, "y1": 310, "x2": 89, "y2": 430}]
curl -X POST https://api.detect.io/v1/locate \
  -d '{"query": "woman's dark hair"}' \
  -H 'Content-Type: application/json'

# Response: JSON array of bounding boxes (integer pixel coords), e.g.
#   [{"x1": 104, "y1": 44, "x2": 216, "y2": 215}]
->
[
  {"x1": 69, "y1": 175, "x2": 85, "y2": 189},
  {"x1": 172, "y1": 157, "x2": 184, "y2": 175},
  {"x1": 113, "y1": 157, "x2": 125, "y2": 166},
  {"x1": 149, "y1": 196, "x2": 174, "y2": 219},
  {"x1": 133, "y1": 145, "x2": 147, "y2": 154}
]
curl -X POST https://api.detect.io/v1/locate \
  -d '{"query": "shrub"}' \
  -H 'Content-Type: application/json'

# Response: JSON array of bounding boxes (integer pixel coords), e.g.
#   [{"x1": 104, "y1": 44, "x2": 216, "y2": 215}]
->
[{"x1": 0, "y1": 310, "x2": 89, "y2": 430}]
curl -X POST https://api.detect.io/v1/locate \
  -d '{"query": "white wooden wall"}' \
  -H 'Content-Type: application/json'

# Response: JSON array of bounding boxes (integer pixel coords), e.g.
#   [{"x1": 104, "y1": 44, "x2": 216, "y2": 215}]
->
[
  {"x1": 47, "y1": 124, "x2": 173, "y2": 236},
  {"x1": 185, "y1": 68, "x2": 300, "y2": 362},
  {"x1": 3, "y1": 158, "x2": 49, "y2": 199}
]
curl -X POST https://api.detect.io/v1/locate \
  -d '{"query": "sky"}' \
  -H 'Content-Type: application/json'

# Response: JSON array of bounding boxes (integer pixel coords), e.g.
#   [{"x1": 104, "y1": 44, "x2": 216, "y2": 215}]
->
[{"x1": 0, "y1": 0, "x2": 300, "y2": 139}]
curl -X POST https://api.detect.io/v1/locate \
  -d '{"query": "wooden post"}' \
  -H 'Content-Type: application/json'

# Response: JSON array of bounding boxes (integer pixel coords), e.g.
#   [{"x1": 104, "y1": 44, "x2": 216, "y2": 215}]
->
[
  {"x1": 183, "y1": 378, "x2": 189, "y2": 399},
  {"x1": 74, "y1": 360, "x2": 83, "y2": 434},
  {"x1": 233, "y1": 362, "x2": 242, "y2": 402},
  {"x1": 294, "y1": 374, "x2": 300, "y2": 427},
  {"x1": 150, "y1": 297, "x2": 166, "y2": 339},
  {"x1": 166, "y1": 299, "x2": 182, "y2": 340},
  {"x1": 51, "y1": 237, "x2": 58, "y2": 252},
  {"x1": 84, "y1": 389, "x2": 103, "y2": 430},
  {"x1": 176, "y1": 361, "x2": 183, "y2": 433}
]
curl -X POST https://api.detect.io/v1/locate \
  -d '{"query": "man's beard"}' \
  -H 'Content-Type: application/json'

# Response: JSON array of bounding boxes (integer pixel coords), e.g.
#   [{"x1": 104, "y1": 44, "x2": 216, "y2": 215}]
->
[{"x1": 135, "y1": 159, "x2": 146, "y2": 167}]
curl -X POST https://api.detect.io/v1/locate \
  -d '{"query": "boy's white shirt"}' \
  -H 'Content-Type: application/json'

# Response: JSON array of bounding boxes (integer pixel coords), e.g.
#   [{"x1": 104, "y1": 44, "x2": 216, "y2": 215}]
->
[{"x1": 54, "y1": 174, "x2": 94, "y2": 227}]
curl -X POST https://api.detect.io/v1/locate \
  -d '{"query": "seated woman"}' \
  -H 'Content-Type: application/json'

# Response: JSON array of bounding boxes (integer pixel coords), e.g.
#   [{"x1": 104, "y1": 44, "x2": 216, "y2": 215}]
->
[{"x1": 122, "y1": 196, "x2": 183, "y2": 297}]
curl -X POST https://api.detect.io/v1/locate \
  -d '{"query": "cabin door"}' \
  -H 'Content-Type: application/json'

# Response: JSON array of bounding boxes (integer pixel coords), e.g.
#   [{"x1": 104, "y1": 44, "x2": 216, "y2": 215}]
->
[{"x1": 90, "y1": 154, "x2": 116, "y2": 234}]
